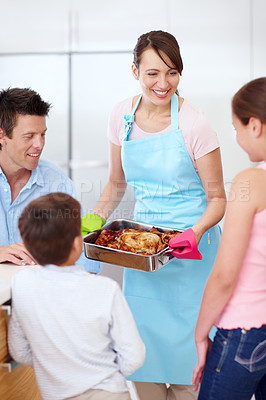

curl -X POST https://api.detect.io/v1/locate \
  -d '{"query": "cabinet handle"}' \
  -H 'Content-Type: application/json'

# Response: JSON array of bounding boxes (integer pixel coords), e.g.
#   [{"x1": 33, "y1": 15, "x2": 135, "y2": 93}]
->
[
  {"x1": 0, "y1": 355, "x2": 18, "y2": 372},
  {"x1": 69, "y1": 160, "x2": 108, "y2": 169},
  {"x1": 1, "y1": 305, "x2": 11, "y2": 315}
]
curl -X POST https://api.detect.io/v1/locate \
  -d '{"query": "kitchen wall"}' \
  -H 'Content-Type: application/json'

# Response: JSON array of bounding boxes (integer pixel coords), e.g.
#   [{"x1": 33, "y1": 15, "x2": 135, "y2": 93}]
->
[{"x1": 0, "y1": 0, "x2": 265, "y2": 285}]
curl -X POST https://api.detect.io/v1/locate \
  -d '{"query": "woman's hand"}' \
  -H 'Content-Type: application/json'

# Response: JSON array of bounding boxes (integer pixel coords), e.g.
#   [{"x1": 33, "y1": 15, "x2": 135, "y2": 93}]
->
[
  {"x1": 192, "y1": 336, "x2": 212, "y2": 392},
  {"x1": 81, "y1": 213, "x2": 106, "y2": 236}
]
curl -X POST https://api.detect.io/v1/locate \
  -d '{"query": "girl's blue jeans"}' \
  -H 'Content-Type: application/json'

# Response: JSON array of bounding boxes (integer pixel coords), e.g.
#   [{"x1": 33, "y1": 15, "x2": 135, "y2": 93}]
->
[{"x1": 198, "y1": 325, "x2": 266, "y2": 400}]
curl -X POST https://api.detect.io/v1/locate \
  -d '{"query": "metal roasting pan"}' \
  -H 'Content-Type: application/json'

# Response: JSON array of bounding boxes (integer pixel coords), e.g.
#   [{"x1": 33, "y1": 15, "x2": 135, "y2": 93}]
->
[{"x1": 83, "y1": 218, "x2": 182, "y2": 272}]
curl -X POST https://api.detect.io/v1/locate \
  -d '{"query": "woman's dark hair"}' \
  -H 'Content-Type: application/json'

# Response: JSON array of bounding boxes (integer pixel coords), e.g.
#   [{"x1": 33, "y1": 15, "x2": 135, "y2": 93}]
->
[
  {"x1": 18, "y1": 193, "x2": 81, "y2": 266},
  {"x1": 232, "y1": 77, "x2": 266, "y2": 125},
  {"x1": 133, "y1": 30, "x2": 183, "y2": 75}
]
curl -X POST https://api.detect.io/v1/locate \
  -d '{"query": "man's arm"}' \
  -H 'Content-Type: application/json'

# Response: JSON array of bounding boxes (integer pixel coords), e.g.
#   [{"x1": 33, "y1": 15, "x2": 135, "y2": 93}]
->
[{"x1": 0, "y1": 243, "x2": 36, "y2": 265}]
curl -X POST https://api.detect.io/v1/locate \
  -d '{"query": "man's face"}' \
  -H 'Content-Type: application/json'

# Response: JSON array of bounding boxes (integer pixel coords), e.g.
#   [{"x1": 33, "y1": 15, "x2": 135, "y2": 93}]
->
[{"x1": 0, "y1": 114, "x2": 47, "y2": 173}]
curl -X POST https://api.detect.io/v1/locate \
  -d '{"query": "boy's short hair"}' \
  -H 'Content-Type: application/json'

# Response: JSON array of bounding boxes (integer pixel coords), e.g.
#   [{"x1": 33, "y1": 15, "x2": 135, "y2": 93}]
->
[{"x1": 18, "y1": 193, "x2": 81, "y2": 266}]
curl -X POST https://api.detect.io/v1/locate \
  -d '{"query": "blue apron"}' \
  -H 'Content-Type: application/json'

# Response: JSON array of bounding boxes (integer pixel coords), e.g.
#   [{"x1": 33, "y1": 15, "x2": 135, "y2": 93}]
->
[{"x1": 121, "y1": 94, "x2": 220, "y2": 384}]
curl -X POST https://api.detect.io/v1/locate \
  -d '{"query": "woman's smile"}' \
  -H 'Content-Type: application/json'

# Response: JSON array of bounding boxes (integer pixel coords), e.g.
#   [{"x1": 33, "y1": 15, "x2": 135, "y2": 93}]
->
[{"x1": 152, "y1": 89, "x2": 171, "y2": 98}]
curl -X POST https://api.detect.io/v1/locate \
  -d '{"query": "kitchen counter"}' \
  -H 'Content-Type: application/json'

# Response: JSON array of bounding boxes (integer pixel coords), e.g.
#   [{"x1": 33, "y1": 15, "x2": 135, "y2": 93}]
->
[{"x1": 0, "y1": 263, "x2": 39, "y2": 305}]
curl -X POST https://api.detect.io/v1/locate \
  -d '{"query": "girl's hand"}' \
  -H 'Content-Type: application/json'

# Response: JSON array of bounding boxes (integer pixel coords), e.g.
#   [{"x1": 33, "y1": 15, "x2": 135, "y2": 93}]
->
[{"x1": 192, "y1": 337, "x2": 212, "y2": 391}]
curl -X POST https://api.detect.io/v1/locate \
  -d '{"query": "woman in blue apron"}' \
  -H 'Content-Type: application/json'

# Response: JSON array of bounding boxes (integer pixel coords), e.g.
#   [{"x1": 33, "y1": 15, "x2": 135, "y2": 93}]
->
[{"x1": 82, "y1": 30, "x2": 226, "y2": 400}]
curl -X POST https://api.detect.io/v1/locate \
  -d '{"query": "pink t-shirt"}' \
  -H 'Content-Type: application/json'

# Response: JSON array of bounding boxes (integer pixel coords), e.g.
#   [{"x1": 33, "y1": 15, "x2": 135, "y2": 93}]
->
[
  {"x1": 107, "y1": 97, "x2": 219, "y2": 172},
  {"x1": 216, "y1": 163, "x2": 266, "y2": 330}
]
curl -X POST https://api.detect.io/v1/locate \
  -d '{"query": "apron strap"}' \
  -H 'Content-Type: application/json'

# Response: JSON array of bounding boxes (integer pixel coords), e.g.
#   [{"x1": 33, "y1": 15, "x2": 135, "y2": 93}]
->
[
  {"x1": 123, "y1": 94, "x2": 179, "y2": 140},
  {"x1": 123, "y1": 95, "x2": 142, "y2": 141},
  {"x1": 171, "y1": 94, "x2": 179, "y2": 131}
]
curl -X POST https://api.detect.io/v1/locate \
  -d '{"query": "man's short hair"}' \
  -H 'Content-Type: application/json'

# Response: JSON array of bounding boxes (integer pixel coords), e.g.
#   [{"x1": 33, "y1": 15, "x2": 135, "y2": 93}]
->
[
  {"x1": 0, "y1": 87, "x2": 51, "y2": 149},
  {"x1": 18, "y1": 193, "x2": 81, "y2": 266}
]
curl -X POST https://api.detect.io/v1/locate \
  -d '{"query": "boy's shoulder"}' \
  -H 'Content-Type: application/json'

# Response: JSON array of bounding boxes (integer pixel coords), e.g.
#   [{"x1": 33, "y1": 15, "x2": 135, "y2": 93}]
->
[
  {"x1": 11, "y1": 267, "x2": 40, "y2": 290},
  {"x1": 87, "y1": 272, "x2": 120, "y2": 291},
  {"x1": 12, "y1": 266, "x2": 120, "y2": 296}
]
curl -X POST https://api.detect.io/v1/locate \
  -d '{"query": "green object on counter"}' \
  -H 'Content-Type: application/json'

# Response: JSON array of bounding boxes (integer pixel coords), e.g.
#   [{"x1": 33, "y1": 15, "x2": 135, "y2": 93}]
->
[{"x1": 81, "y1": 213, "x2": 106, "y2": 236}]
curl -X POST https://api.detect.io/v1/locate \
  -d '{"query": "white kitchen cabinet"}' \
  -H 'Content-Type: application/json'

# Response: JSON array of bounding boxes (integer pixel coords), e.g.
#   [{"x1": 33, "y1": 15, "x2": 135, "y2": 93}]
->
[
  {"x1": 0, "y1": 0, "x2": 170, "y2": 54},
  {"x1": 71, "y1": 52, "x2": 138, "y2": 214},
  {"x1": 168, "y1": 0, "x2": 251, "y2": 192},
  {"x1": 71, "y1": 52, "x2": 138, "y2": 286},
  {"x1": 0, "y1": 0, "x2": 69, "y2": 53},
  {"x1": 69, "y1": 0, "x2": 170, "y2": 52},
  {"x1": 253, "y1": 0, "x2": 266, "y2": 78},
  {"x1": 71, "y1": 52, "x2": 139, "y2": 161}
]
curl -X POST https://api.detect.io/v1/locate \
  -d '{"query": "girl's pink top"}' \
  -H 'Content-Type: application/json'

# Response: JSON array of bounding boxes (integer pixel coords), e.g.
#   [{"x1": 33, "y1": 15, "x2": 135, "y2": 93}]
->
[
  {"x1": 216, "y1": 163, "x2": 266, "y2": 330},
  {"x1": 107, "y1": 96, "x2": 219, "y2": 173}
]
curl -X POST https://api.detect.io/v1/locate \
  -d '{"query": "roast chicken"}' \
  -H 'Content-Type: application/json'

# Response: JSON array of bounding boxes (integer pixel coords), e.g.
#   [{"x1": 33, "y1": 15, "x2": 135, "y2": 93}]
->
[{"x1": 95, "y1": 227, "x2": 181, "y2": 255}]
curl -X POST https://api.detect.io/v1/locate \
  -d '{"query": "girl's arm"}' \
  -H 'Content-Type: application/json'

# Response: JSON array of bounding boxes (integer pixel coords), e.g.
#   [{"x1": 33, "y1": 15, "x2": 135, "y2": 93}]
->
[
  {"x1": 192, "y1": 168, "x2": 261, "y2": 390},
  {"x1": 93, "y1": 142, "x2": 127, "y2": 221},
  {"x1": 192, "y1": 148, "x2": 226, "y2": 244}
]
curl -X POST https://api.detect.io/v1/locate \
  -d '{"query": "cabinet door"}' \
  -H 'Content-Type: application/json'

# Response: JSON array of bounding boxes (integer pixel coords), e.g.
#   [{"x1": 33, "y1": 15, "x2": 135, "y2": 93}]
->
[
  {"x1": 0, "y1": 365, "x2": 41, "y2": 400},
  {"x1": 0, "y1": 55, "x2": 69, "y2": 173},
  {"x1": 0, "y1": 306, "x2": 8, "y2": 363},
  {"x1": 0, "y1": 0, "x2": 69, "y2": 53},
  {"x1": 168, "y1": 0, "x2": 251, "y2": 191},
  {"x1": 253, "y1": 0, "x2": 266, "y2": 77},
  {"x1": 71, "y1": 0, "x2": 170, "y2": 51},
  {"x1": 71, "y1": 53, "x2": 138, "y2": 287},
  {"x1": 0, "y1": 307, "x2": 41, "y2": 400},
  {"x1": 71, "y1": 52, "x2": 138, "y2": 215}
]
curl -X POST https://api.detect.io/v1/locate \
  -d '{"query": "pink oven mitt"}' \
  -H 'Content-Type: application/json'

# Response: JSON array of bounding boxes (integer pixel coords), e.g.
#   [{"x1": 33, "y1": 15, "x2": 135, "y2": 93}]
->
[{"x1": 168, "y1": 228, "x2": 203, "y2": 260}]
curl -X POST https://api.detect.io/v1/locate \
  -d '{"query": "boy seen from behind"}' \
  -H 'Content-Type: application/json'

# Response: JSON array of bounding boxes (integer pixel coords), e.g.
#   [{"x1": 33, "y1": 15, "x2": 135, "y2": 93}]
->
[{"x1": 8, "y1": 192, "x2": 145, "y2": 400}]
